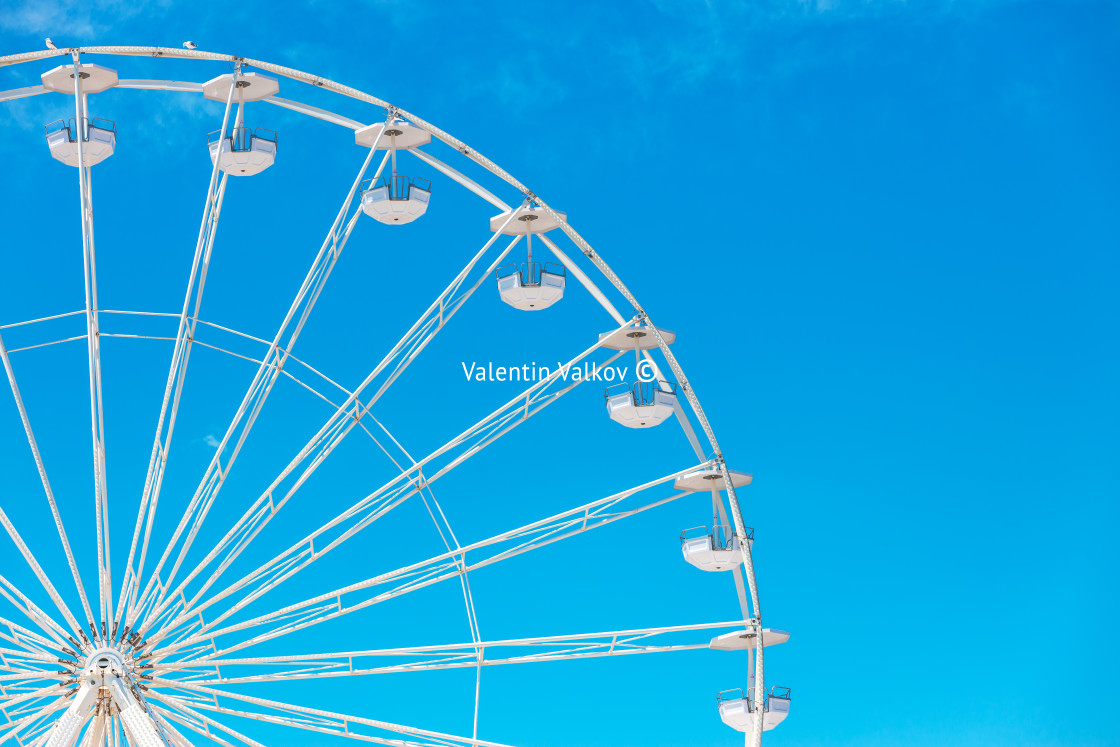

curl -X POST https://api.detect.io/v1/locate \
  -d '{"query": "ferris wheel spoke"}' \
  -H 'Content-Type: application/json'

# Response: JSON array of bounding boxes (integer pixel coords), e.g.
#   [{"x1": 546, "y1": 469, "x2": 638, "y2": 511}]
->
[
  {"x1": 73, "y1": 713, "x2": 107, "y2": 747},
  {"x1": 117, "y1": 68, "x2": 242, "y2": 636},
  {"x1": 0, "y1": 648, "x2": 63, "y2": 673},
  {"x1": 149, "y1": 697, "x2": 257, "y2": 747},
  {"x1": 0, "y1": 609, "x2": 76, "y2": 658},
  {"x1": 150, "y1": 226, "x2": 525, "y2": 634},
  {"x1": 0, "y1": 647, "x2": 62, "y2": 672},
  {"x1": 0, "y1": 669, "x2": 66, "y2": 686},
  {"x1": 0, "y1": 683, "x2": 68, "y2": 718},
  {"x1": 130, "y1": 143, "x2": 390, "y2": 633},
  {"x1": 63, "y1": 51, "x2": 115, "y2": 647},
  {"x1": 0, "y1": 508, "x2": 85, "y2": 644},
  {"x1": 118, "y1": 187, "x2": 233, "y2": 632},
  {"x1": 143, "y1": 330, "x2": 630, "y2": 653},
  {"x1": 0, "y1": 697, "x2": 62, "y2": 731},
  {"x1": 0, "y1": 681, "x2": 68, "y2": 725},
  {"x1": 147, "y1": 706, "x2": 217, "y2": 747},
  {"x1": 0, "y1": 331, "x2": 98, "y2": 641},
  {"x1": 155, "y1": 620, "x2": 746, "y2": 685},
  {"x1": 0, "y1": 653, "x2": 58, "y2": 676},
  {"x1": 0, "y1": 682, "x2": 70, "y2": 714},
  {"x1": 0, "y1": 577, "x2": 72, "y2": 651},
  {"x1": 148, "y1": 681, "x2": 513, "y2": 747},
  {"x1": 0, "y1": 640, "x2": 68, "y2": 666},
  {"x1": 413, "y1": 484, "x2": 482, "y2": 740},
  {"x1": 152, "y1": 464, "x2": 701, "y2": 662},
  {"x1": 142, "y1": 333, "x2": 602, "y2": 652},
  {"x1": 0, "y1": 693, "x2": 68, "y2": 744}
]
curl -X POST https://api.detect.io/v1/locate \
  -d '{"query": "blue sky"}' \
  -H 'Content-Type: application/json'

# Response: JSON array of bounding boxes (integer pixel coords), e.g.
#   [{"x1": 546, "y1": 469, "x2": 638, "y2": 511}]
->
[{"x1": 0, "y1": 1, "x2": 1117, "y2": 746}]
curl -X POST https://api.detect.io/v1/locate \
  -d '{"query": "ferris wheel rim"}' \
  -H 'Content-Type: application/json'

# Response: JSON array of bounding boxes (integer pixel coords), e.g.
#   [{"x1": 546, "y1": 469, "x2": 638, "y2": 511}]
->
[{"x1": 0, "y1": 43, "x2": 770, "y2": 746}]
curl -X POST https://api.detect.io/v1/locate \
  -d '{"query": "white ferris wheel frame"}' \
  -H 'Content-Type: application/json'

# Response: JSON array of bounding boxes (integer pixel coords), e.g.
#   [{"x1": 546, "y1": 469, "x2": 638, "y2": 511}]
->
[{"x1": 0, "y1": 44, "x2": 770, "y2": 747}]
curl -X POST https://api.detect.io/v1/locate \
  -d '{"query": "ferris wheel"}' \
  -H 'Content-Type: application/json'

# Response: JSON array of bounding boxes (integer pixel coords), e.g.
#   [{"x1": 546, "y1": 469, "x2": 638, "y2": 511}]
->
[{"x1": 0, "y1": 43, "x2": 792, "y2": 747}]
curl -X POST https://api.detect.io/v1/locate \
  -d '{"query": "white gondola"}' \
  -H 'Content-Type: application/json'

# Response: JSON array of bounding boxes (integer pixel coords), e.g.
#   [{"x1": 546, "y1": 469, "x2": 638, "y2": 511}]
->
[
  {"x1": 494, "y1": 208, "x2": 566, "y2": 309},
  {"x1": 208, "y1": 126, "x2": 277, "y2": 176},
  {"x1": 680, "y1": 525, "x2": 751, "y2": 572},
  {"x1": 358, "y1": 121, "x2": 433, "y2": 224},
  {"x1": 496, "y1": 261, "x2": 565, "y2": 310},
  {"x1": 717, "y1": 687, "x2": 792, "y2": 732},
  {"x1": 604, "y1": 380, "x2": 676, "y2": 428},
  {"x1": 200, "y1": 73, "x2": 279, "y2": 176},
  {"x1": 360, "y1": 175, "x2": 432, "y2": 224},
  {"x1": 764, "y1": 688, "x2": 792, "y2": 731},
  {"x1": 44, "y1": 117, "x2": 116, "y2": 167}
]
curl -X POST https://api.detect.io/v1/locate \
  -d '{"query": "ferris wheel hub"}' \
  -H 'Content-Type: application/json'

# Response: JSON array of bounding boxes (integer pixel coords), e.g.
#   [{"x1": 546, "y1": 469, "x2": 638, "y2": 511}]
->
[{"x1": 80, "y1": 647, "x2": 130, "y2": 685}]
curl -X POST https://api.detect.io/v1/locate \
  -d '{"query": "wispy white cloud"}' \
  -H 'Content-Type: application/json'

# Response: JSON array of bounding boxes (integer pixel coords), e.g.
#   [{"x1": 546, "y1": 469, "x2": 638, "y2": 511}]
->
[
  {"x1": 0, "y1": 0, "x2": 172, "y2": 40},
  {"x1": 633, "y1": 0, "x2": 1031, "y2": 89},
  {"x1": 143, "y1": 90, "x2": 209, "y2": 131},
  {"x1": 0, "y1": 89, "x2": 72, "y2": 134},
  {"x1": 203, "y1": 434, "x2": 219, "y2": 448}
]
